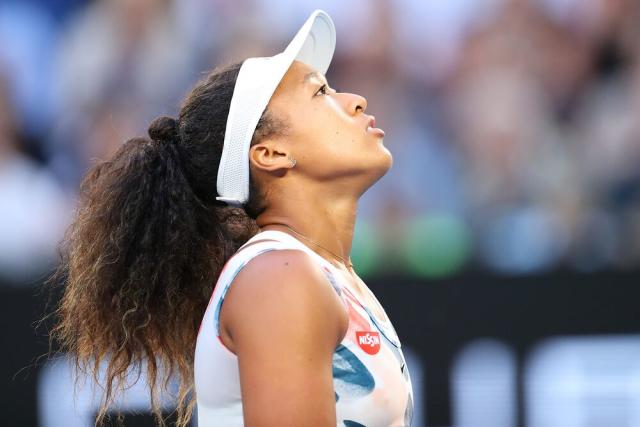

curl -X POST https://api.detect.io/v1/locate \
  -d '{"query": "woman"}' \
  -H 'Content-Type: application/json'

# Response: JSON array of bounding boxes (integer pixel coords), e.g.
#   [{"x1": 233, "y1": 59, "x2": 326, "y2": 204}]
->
[{"x1": 48, "y1": 9, "x2": 413, "y2": 427}]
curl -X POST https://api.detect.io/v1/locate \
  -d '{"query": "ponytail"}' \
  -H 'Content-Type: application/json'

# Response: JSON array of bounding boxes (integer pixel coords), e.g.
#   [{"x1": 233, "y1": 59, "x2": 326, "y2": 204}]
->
[{"x1": 43, "y1": 62, "x2": 287, "y2": 427}]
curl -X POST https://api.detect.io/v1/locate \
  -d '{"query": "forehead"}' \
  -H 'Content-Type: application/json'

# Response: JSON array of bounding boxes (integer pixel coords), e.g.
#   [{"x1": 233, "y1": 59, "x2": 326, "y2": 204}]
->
[
  {"x1": 267, "y1": 61, "x2": 326, "y2": 120},
  {"x1": 275, "y1": 60, "x2": 326, "y2": 95}
]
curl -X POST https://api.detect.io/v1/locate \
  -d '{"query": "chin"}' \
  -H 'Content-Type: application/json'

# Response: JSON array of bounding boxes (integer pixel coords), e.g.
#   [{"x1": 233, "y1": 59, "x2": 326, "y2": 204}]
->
[
  {"x1": 378, "y1": 145, "x2": 393, "y2": 172},
  {"x1": 366, "y1": 150, "x2": 393, "y2": 185}
]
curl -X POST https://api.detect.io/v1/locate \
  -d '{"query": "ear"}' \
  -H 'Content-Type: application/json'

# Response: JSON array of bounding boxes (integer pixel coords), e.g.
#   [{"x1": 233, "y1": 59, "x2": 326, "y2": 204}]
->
[{"x1": 249, "y1": 141, "x2": 293, "y2": 173}]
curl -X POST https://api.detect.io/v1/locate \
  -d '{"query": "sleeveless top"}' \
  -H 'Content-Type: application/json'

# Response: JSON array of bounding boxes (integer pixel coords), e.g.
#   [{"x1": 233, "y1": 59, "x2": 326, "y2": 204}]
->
[{"x1": 194, "y1": 230, "x2": 414, "y2": 426}]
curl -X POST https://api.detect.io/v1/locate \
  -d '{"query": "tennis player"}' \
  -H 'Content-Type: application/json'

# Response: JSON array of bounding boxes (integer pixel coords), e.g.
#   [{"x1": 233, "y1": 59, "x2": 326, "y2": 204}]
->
[{"x1": 48, "y1": 9, "x2": 413, "y2": 427}]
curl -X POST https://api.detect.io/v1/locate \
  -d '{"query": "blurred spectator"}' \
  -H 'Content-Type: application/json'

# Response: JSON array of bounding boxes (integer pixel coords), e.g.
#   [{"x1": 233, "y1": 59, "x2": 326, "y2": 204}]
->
[
  {"x1": 0, "y1": 74, "x2": 72, "y2": 285},
  {"x1": 0, "y1": 0, "x2": 638, "y2": 283},
  {"x1": 47, "y1": 0, "x2": 195, "y2": 188},
  {"x1": 0, "y1": 1, "x2": 58, "y2": 141}
]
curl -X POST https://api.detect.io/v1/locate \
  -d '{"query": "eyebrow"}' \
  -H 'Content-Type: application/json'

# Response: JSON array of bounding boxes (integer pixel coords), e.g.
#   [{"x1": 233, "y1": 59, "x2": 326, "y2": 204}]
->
[{"x1": 302, "y1": 71, "x2": 327, "y2": 85}]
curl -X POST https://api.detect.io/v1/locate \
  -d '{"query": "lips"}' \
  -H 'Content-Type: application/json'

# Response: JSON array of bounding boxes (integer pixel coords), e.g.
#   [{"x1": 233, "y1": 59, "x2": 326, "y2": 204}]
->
[
  {"x1": 367, "y1": 116, "x2": 376, "y2": 129},
  {"x1": 365, "y1": 115, "x2": 385, "y2": 137}
]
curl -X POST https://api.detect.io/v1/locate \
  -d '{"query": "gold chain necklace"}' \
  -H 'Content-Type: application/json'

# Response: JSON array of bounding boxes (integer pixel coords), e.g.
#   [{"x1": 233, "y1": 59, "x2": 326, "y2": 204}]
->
[{"x1": 261, "y1": 223, "x2": 354, "y2": 270}]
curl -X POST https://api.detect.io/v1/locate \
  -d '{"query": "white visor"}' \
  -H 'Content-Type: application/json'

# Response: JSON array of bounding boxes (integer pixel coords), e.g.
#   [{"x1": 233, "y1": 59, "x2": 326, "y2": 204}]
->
[{"x1": 215, "y1": 9, "x2": 336, "y2": 205}]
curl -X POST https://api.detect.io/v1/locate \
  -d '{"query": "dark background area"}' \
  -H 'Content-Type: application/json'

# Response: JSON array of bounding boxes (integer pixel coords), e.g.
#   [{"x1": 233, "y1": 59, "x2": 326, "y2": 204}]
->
[{"x1": 4, "y1": 270, "x2": 638, "y2": 426}]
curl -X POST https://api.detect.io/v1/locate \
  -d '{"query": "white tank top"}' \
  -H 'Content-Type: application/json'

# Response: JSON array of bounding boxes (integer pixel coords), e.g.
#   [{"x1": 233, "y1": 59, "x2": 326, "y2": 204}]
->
[{"x1": 194, "y1": 230, "x2": 414, "y2": 426}]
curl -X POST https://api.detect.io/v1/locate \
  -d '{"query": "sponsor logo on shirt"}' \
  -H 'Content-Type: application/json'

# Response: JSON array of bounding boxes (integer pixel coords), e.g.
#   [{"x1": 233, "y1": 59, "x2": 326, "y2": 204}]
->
[{"x1": 356, "y1": 331, "x2": 381, "y2": 355}]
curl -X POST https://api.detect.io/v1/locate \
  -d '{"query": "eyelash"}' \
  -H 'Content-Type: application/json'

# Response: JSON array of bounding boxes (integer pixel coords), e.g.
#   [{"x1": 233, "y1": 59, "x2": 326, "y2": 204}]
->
[{"x1": 316, "y1": 84, "x2": 330, "y2": 96}]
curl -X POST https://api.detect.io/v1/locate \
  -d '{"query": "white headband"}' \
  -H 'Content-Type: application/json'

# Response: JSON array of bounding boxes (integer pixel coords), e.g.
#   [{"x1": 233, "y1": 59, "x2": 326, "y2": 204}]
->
[{"x1": 215, "y1": 9, "x2": 336, "y2": 205}]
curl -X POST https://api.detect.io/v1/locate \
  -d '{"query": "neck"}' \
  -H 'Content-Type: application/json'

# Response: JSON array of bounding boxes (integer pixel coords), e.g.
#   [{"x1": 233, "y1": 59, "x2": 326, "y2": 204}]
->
[{"x1": 255, "y1": 190, "x2": 357, "y2": 267}]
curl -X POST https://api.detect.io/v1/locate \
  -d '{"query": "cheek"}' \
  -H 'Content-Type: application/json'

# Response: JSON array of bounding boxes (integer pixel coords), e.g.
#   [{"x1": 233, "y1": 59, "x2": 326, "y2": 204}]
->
[
  {"x1": 296, "y1": 102, "x2": 362, "y2": 151},
  {"x1": 324, "y1": 115, "x2": 361, "y2": 145},
  {"x1": 306, "y1": 111, "x2": 346, "y2": 143},
  {"x1": 315, "y1": 99, "x2": 354, "y2": 138}
]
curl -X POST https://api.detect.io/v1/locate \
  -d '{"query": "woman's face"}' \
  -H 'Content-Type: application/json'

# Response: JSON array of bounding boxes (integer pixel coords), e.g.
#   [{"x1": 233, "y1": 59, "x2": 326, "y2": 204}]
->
[{"x1": 252, "y1": 60, "x2": 392, "y2": 196}]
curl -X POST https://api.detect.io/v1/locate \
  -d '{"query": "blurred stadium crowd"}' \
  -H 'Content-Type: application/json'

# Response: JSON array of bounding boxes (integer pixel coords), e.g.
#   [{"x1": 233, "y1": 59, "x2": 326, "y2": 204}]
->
[{"x1": 1, "y1": 0, "x2": 638, "y2": 283}]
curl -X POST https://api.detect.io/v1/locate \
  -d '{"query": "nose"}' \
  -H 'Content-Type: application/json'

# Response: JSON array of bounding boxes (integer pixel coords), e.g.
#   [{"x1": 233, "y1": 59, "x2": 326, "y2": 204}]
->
[{"x1": 345, "y1": 92, "x2": 367, "y2": 115}]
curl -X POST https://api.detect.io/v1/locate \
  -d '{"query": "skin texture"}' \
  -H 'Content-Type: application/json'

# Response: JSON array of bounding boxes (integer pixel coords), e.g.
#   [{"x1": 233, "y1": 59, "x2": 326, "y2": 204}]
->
[{"x1": 218, "y1": 60, "x2": 393, "y2": 426}]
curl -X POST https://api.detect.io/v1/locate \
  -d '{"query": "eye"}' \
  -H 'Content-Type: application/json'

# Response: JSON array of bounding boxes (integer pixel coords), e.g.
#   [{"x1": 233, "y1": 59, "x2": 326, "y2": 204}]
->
[{"x1": 315, "y1": 84, "x2": 329, "y2": 96}]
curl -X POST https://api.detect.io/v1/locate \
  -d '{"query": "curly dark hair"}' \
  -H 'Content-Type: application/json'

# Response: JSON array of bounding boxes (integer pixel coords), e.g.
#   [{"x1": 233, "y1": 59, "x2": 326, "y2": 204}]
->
[{"x1": 41, "y1": 61, "x2": 289, "y2": 427}]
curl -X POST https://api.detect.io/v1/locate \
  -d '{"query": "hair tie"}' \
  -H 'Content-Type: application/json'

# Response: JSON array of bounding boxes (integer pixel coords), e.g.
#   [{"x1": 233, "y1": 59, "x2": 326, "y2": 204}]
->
[{"x1": 148, "y1": 116, "x2": 180, "y2": 144}]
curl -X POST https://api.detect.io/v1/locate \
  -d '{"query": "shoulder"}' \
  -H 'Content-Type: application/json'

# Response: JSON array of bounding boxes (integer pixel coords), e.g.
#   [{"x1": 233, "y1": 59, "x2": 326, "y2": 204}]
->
[
  {"x1": 219, "y1": 249, "x2": 348, "y2": 425},
  {"x1": 220, "y1": 249, "x2": 348, "y2": 351},
  {"x1": 235, "y1": 248, "x2": 326, "y2": 286}
]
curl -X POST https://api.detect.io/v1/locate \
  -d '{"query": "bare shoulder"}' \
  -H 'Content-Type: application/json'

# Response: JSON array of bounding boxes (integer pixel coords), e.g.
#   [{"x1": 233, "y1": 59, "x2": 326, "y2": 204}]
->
[
  {"x1": 219, "y1": 249, "x2": 348, "y2": 353},
  {"x1": 218, "y1": 249, "x2": 349, "y2": 425}
]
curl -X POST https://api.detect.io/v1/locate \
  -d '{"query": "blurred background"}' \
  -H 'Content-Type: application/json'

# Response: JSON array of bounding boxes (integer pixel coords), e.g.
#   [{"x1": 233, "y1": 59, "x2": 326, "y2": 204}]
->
[{"x1": 1, "y1": 0, "x2": 639, "y2": 425}]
